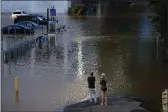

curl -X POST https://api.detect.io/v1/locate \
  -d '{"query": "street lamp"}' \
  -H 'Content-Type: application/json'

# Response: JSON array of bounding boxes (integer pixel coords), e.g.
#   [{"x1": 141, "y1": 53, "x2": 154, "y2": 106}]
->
[{"x1": 1, "y1": 33, "x2": 4, "y2": 75}]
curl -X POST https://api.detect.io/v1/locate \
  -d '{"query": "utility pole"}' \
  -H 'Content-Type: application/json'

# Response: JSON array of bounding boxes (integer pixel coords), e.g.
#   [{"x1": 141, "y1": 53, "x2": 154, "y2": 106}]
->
[
  {"x1": 1, "y1": 34, "x2": 4, "y2": 75},
  {"x1": 47, "y1": 8, "x2": 49, "y2": 34}
]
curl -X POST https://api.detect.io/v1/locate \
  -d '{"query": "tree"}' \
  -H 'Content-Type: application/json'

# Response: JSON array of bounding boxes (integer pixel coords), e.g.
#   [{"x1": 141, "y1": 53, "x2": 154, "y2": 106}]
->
[{"x1": 151, "y1": 0, "x2": 168, "y2": 53}]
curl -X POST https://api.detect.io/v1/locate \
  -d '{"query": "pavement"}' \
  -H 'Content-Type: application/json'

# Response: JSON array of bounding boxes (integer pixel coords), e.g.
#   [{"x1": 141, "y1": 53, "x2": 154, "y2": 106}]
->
[{"x1": 64, "y1": 96, "x2": 151, "y2": 112}]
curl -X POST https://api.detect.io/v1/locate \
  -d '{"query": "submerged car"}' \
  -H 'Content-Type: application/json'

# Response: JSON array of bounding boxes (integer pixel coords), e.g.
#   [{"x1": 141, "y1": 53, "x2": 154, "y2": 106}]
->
[
  {"x1": 15, "y1": 21, "x2": 45, "y2": 29},
  {"x1": 14, "y1": 14, "x2": 47, "y2": 25},
  {"x1": 2, "y1": 25, "x2": 34, "y2": 35},
  {"x1": 11, "y1": 10, "x2": 28, "y2": 20}
]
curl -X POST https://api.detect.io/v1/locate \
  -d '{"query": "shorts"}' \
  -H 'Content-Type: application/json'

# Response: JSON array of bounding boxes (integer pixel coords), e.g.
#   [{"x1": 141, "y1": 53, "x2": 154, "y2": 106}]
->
[{"x1": 101, "y1": 88, "x2": 107, "y2": 92}]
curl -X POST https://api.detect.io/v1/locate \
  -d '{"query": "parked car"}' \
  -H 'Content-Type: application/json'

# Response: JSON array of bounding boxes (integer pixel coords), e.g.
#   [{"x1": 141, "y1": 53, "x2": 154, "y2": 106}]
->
[
  {"x1": 15, "y1": 21, "x2": 45, "y2": 29},
  {"x1": 11, "y1": 10, "x2": 28, "y2": 19},
  {"x1": 2, "y1": 25, "x2": 34, "y2": 35},
  {"x1": 14, "y1": 14, "x2": 47, "y2": 25}
]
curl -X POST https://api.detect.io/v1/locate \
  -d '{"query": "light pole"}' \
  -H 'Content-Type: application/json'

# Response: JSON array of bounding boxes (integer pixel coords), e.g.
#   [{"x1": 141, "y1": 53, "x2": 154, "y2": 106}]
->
[{"x1": 1, "y1": 34, "x2": 4, "y2": 75}]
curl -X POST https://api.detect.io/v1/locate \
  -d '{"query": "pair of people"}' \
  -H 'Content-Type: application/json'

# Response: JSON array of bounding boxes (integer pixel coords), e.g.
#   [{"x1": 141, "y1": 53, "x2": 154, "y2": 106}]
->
[{"x1": 87, "y1": 72, "x2": 107, "y2": 105}]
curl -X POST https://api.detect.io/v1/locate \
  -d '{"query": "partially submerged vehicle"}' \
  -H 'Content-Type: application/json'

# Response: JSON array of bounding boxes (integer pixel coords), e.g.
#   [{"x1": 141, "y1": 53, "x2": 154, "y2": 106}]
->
[
  {"x1": 15, "y1": 21, "x2": 45, "y2": 29},
  {"x1": 11, "y1": 10, "x2": 28, "y2": 19},
  {"x1": 14, "y1": 14, "x2": 47, "y2": 25},
  {"x1": 2, "y1": 25, "x2": 34, "y2": 35}
]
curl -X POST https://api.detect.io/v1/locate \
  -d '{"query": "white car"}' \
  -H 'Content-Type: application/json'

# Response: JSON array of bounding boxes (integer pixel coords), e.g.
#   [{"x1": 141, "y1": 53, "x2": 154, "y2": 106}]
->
[{"x1": 11, "y1": 10, "x2": 28, "y2": 19}]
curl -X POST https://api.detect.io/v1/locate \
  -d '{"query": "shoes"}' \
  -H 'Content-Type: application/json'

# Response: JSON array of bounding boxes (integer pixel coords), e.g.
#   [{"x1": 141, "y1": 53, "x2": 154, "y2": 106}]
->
[
  {"x1": 100, "y1": 103, "x2": 107, "y2": 105},
  {"x1": 95, "y1": 102, "x2": 98, "y2": 105}
]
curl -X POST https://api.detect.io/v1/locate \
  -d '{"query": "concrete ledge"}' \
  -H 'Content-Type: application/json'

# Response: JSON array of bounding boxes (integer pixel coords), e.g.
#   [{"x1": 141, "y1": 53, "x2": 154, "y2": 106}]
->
[{"x1": 64, "y1": 97, "x2": 151, "y2": 112}]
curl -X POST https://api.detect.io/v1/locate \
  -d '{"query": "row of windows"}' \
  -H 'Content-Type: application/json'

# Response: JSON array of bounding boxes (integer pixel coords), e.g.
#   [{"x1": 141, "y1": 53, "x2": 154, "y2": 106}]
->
[
  {"x1": 16, "y1": 16, "x2": 44, "y2": 23},
  {"x1": 6, "y1": 26, "x2": 23, "y2": 30},
  {"x1": 13, "y1": 11, "x2": 27, "y2": 14},
  {"x1": 5, "y1": 24, "x2": 33, "y2": 30}
]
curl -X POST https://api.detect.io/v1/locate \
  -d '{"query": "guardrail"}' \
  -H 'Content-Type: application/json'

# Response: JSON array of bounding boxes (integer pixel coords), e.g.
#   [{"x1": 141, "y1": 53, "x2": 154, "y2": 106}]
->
[
  {"x1": 3, "y1": 39, "x2": 35, "y2": 63},
  {"x1": 3, "y1": 34, "x2": 57, "y2": 63}
]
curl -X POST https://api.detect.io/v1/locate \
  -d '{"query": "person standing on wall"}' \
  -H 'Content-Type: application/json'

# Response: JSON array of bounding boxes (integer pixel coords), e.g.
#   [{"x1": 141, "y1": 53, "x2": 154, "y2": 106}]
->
[
  {"x1": 87, "y1": 72, "x2": 97, "y2": 104},
  {"x1": 100, "y1": 73, "x2": 107, "y2": 105}
]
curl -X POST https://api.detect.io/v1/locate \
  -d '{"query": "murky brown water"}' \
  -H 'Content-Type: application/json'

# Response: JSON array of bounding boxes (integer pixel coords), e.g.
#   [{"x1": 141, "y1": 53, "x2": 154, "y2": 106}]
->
[{"x1": 2, "y1": 3, "x2": 168, "y2": 112}]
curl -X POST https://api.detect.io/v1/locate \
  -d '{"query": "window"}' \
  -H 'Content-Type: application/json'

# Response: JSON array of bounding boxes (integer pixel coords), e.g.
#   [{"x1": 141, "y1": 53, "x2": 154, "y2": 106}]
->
[
  {"x1": 27, "y1": 23, "x2": 33, "y2": 28},
  {"x1": 39, "y1": 16, "x2": 46, "y2": 19},
  {"x1": 32, "y1": 17, "x2": 37, "y2": 22},
  {"x1": 31, "y1": 22, "x2": 38, "y2": 26},
  {"x1": 14, "y1": 26, "x2": 22, "y2": 30},
  {"x1": 18, "y1": 22, "x2": 26, "y2": 26},
  {"x1": 37, "y1": 16, "x2": 43, "y2": 21},
  {"x1": 7, "y1": 26, "x2": 13, "y2": 30},
  {"x1": 13, "y1": 12, "x2": 21, "y2": 14}
]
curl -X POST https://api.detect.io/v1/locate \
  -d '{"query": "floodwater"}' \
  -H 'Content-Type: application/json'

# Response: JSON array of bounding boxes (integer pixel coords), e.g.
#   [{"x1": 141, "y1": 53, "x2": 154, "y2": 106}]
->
[{"x1": 2, "y1": 3, "x2": 168, "y2": 112}]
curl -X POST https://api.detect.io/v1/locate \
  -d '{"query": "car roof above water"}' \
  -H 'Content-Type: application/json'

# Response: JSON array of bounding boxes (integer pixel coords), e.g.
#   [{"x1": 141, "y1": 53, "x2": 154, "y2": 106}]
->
[
  {"x1": 17, "y1": 14, "x2": 44, "y2": 17},
  {"x1": 16, "y1": 21, "x2": 39, "y2": 25},
  {"x1": 12, "y1": 10, "x2": 23, "y2": 13},
  {"x1": 13, "y1": 10, "x2": 22, "y2": 12},
  {"x1": 4, "y1": 24, "x2": 31, "y2": 29}
]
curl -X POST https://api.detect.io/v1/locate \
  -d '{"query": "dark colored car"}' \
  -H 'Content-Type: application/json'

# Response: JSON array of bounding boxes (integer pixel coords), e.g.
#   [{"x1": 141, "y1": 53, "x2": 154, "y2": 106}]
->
[
  {"x1": 15, "y1": 21, "x2": 45, "y2": 29},
  {"x1": 14, "y1": 14, "x2": 47, "y2": 25},
  {"x1": 2, "y1": 25, "x2": 34, "y2": 34}
]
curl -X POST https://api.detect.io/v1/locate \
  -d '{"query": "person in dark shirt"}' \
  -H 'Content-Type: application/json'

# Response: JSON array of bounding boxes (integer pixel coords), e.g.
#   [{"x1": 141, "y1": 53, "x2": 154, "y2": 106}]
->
[
  {"x1": 100, "y1": 73, "x2": 107, "y2": 105},
  {"x1": 87, "y1": 72, "x2": 97, "y2": 103}
]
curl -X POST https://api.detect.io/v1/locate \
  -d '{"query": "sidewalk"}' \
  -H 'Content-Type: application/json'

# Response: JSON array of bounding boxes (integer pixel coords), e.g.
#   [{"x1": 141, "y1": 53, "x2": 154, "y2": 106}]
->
[{"x1": 64, "y1": 97, "x2": 151, "y2": 112}]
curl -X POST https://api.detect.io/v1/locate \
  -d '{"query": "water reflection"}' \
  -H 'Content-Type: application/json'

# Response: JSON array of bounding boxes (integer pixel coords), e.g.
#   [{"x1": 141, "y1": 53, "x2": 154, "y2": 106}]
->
[
  {"x1": 63, "y1": 34, "x2": 69, "y2": 75},
  {"x1": 77, "y1": 40, "x2": 84, "y2": 80},
  {"x1": 97, "y1": 37, "x2": 132, "y2": 95},
  {"x1": 8, "y1": 61, "x2": 12, "y2": 75},
  {"x1": 49, "y1": 36, "x2": 57, "y2": 53},
  {"x1": 44, "y1": 43, "x2": 51, "y2": 58},
  {"x1": 30, "y1": 48, "x2": 35, "y2": 76},
  {"x1": 139, "y1": 15, "x2": 152, "y2": 38},
  {"x1": 55, "y1": 46, "x2": 64, "y2": 60},
  {"x1": 15, "y1": 91, "x2": 19, "y2": 104}
]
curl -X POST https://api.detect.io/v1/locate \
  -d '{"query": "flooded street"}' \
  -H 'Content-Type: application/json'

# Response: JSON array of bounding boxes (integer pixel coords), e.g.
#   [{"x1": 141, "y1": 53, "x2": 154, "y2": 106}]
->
[{"x1": 2, "y1": 3, "x2": 168, "y2": 112}]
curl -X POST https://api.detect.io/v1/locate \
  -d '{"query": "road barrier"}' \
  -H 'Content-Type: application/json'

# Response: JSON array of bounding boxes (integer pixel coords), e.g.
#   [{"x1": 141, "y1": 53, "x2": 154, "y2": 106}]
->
[
  {"x1": 3, "y1": 39, "x2": 35, "y2": 63},
  {"x1": 3, "y1": 35, "x2": 56, "y2": 63}
]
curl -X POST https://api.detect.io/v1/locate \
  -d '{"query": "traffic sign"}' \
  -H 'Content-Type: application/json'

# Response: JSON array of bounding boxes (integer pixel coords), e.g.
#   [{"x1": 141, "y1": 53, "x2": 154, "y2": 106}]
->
[{"x1": 50, "y1": 8, "x2": 56, "y2": 16}]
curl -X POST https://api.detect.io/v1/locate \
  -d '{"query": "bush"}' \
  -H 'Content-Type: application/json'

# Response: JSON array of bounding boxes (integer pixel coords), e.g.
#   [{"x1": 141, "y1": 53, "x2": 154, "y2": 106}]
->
[
  {"x1": 151, "y1": 0, "x2": 168, "y2": 34},
  {"x1": 69, "y1": 4, "x2": 87, "y2": 16},
  {"x1": 151, "y1": 0, "x2": 168, "y2": 49}
]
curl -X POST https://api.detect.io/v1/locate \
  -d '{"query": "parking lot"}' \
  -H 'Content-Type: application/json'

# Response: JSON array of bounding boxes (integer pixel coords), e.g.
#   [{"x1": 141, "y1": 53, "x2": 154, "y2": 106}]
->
[
  {"x1": 1, "y1": 13, "x2": 48, "y2": 50},
  {"x1": 2, "y1": 4, "x2": 168, "y2": 111}
]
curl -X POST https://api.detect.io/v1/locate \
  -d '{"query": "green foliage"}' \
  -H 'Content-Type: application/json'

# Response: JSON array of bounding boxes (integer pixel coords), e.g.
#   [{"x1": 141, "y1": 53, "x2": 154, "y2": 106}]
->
[
  {"x1": 69, "y1": 5, "x2": 87, "y2": 16},
  {"x1": 151, "y1": 0, "x2": 168, "y2": 38}
]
